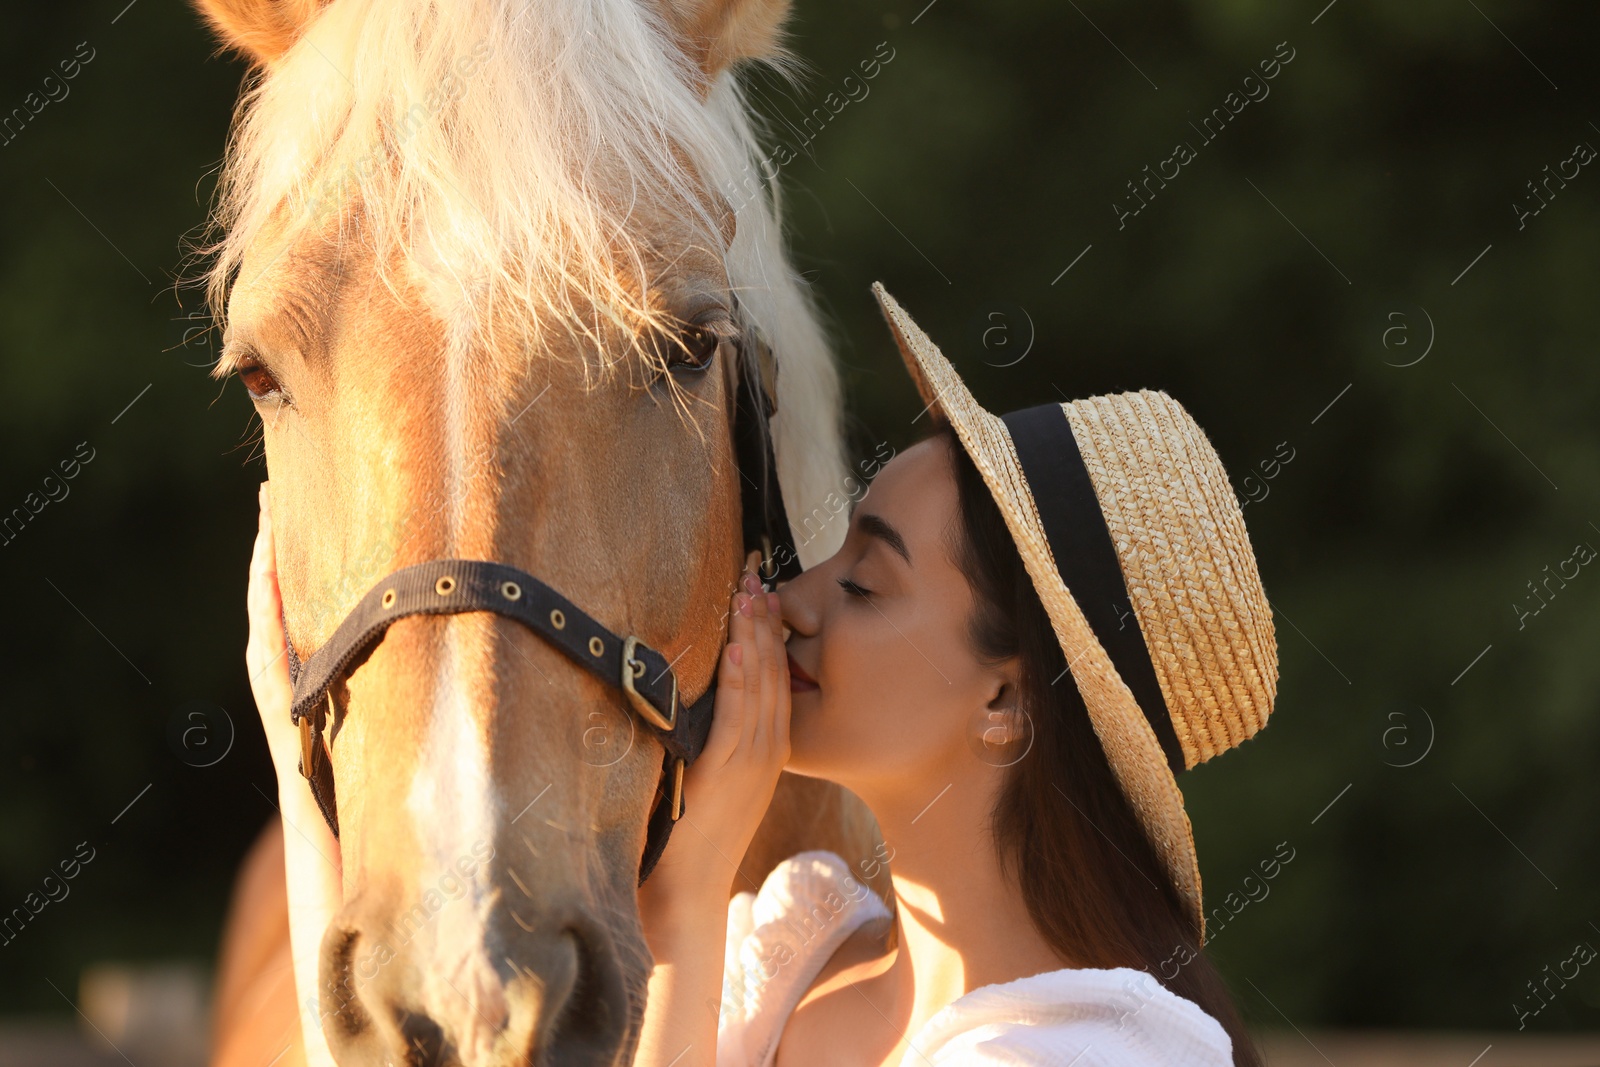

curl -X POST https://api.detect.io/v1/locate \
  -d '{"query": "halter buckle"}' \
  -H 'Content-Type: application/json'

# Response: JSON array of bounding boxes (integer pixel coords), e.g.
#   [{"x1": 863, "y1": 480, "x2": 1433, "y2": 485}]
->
[
  {"x1": 669, "y1": 758, "x2": 685, "y2": 821},
  {"x1": 298, "y1": 712, "x2": 317, "y2": 781},
  {"x1": 298, "y1": 694, "x2": 335, "y2": 779},
  {"x1": 621, "y1": 634, "x2": 677, "y2": 734}
]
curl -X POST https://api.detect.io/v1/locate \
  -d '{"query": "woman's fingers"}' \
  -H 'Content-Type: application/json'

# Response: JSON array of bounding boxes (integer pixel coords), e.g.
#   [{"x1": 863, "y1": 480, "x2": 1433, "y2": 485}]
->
[
  {"x1": 247, "y1": 484, "x2": 289, "y2": 682},
  {"x1": 246, "y1": 483, "x2": 303, "y2": 779},
  {"x1": 749, "y1": 579, "x2": 779, "y2": 753},
  {"x1": 696, "y1": 552, "x2": 788, "y2": 789},
  {"x1": 666, "y1": 557, "x2": 794, "y2": 882},
  {"x1": 737, "y1": 571, "x2": 763, "y2": 751},
  {"x1": 703, "y1": 586, "x2": 751, "y2": 767},
  {"x1": 767, "y1": 591, "x2": 791, "y2": 757}
]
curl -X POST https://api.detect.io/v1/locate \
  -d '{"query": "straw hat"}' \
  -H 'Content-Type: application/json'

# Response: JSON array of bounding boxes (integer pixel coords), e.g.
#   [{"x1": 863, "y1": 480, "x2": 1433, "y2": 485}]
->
[{"x1": 871, "y1": 282, "x2": 1278, "y2": 941}]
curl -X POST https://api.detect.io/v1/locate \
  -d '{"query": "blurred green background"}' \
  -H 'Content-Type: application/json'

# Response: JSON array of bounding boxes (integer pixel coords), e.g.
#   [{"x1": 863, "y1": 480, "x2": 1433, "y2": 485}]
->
[{"x1": 1, "y1": 0, "x2": 1596, "y2": 1035}]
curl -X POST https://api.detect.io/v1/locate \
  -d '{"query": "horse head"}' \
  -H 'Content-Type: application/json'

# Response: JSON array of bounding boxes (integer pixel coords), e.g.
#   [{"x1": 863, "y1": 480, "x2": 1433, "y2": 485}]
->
[{"x1": 195, "y1": 0, "x2": 847, "y2": 1062}]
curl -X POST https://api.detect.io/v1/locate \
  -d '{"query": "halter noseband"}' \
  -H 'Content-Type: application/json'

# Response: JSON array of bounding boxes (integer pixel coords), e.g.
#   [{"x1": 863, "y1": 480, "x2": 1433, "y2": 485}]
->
[{"x1": 280, "y1": 315, "x2": 801, "y2": 885}]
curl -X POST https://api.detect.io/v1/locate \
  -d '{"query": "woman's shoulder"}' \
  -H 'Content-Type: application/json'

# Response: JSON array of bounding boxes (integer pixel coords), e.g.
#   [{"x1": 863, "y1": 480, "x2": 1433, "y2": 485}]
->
[
  {"x1": 725, "y1": 849, "x2": 891, "y2": 979},
  {"x1": 739, "y1": 850, "x2": 887, "y2": 921},
  {"x1": 719, "y1": 851, "x2": 892, "y2": 1066},
  {"x1": 908, "y1": 965, "x2": 1234, "y2": 1066}
]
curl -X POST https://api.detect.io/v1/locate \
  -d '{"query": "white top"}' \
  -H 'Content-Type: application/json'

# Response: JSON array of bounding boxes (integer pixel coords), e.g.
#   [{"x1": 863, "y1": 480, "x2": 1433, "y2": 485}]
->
[{"x1": 716, "y1": 851, "x2": 1234, "y2": 1067}]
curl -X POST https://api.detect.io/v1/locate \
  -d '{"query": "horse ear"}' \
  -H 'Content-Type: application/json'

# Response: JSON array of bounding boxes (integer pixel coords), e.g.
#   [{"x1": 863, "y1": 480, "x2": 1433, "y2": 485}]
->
[
  {"x1": 660, "y1": 0, "x2": 794, "y2": 88},
  {"x1": 192, "y1": 0, "x2": 327, "y2": 66}
]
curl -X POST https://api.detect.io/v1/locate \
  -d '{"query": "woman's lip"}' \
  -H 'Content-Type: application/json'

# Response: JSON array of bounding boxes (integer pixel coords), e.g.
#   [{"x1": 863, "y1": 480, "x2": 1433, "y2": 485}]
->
[{"x1": 787, "y1": 652, "x2": 819, "y2": 692}]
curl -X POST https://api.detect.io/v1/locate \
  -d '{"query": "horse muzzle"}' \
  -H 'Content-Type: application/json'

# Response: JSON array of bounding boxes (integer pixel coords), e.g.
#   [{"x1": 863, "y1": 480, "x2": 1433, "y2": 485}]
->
[{"x1": 317, "y1": 883, "x2": 634, "y2": 1067}]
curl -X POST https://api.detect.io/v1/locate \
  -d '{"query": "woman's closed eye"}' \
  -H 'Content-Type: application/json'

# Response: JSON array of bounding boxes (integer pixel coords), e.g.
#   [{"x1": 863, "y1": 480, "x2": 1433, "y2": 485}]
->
[{"x1": 836, "y1": 576, "x2": 874, "y2": 599}]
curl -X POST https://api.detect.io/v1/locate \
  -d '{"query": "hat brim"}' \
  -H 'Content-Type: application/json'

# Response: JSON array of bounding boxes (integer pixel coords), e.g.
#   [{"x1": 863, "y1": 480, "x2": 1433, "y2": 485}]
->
[{"x1": 871, "y1": 281, "x2": 1206, "y2": 939}]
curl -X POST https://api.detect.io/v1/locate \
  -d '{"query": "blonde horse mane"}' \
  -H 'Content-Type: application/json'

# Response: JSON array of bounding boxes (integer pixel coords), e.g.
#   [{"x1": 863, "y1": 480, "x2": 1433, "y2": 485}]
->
[{"x1": 205, "y1": 0, "x2": 847, "y2": 560}]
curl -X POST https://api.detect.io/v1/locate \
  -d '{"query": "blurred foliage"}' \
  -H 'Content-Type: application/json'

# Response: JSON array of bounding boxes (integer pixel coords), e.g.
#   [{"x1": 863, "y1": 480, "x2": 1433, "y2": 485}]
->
[{"x1": 1, "y1": 0, "x2": 1597, "y2": 1032}]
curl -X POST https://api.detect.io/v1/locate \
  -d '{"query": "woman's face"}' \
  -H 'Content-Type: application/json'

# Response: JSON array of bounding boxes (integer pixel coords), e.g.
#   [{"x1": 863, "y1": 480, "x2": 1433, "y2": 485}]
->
[{"x1": 779, "y1": 435, "x2": 1017, "y2": 801}]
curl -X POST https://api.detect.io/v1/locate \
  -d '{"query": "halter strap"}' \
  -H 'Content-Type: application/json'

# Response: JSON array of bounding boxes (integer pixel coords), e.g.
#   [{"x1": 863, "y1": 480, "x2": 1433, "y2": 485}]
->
[
  {"x1": 282, "y1": 559, "x2": 720, "y2": 879},
  {"x1": 286, "y1": 561, "x2": 700, "y2": 750}
]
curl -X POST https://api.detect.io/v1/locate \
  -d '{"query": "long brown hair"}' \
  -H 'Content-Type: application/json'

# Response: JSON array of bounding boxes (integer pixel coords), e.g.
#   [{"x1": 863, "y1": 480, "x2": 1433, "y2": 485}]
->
[{"x1": 934, "y1": 422, "x2": 1260, "y2": 1064}]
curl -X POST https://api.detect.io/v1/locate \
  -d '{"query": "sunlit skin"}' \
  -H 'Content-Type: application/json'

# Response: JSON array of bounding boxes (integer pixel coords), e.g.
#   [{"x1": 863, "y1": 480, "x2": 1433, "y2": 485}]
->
[{"x1": 636, "y1": 434, "x2": 1075, "y2": 1067}]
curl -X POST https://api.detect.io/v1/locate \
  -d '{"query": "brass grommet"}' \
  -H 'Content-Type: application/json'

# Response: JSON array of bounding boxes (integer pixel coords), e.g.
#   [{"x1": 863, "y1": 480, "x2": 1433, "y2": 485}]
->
[
  {"x1": 435, "y1": 576, "x2": 456, "y2": 596},
  {"x1": 588, "y1": 636, "x2": 604, "y2": 657},
  {"x1": 500, "y1": 581, "x2": 522, "y2": 601},
  {"x1": 550, "y1": 608, "x2": 566, "y2": 629},
  {"x1": 381, "y1": 589, "x2": 397, "y2": 609}
]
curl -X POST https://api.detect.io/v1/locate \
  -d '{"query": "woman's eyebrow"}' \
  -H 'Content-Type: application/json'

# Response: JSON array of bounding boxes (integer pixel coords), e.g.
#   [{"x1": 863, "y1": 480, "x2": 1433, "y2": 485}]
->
[{"x1": 857, "y1": 512, "x2": 912, "y2": 565}]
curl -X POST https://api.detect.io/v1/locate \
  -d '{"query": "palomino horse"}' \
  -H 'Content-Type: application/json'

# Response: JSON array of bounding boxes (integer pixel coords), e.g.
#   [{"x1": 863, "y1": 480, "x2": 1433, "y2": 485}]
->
[{"x1": 194, "y1": 0, "x2": 884, "y2": 1063}]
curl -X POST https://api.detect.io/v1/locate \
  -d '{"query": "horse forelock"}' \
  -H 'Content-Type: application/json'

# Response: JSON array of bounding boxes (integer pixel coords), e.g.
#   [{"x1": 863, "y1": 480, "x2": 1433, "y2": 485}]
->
[
  {"x1": 213, "y1": 1, "x2": 722, "y2": 365},
  {"x1": 206, "y1": 0, "x2": 848, "y2": 561}
]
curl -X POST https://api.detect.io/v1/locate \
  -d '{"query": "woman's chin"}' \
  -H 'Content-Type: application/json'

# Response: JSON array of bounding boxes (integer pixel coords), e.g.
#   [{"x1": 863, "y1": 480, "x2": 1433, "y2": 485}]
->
[{"x1": 780, "y1": 729, "x2": 824, "y2": 779}]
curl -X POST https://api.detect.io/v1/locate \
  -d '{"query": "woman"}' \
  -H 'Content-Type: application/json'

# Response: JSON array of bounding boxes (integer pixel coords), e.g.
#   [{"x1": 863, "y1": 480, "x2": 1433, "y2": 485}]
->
[{"x1": 246, "y1": 283, "x2": 1278, "y2": 1065}]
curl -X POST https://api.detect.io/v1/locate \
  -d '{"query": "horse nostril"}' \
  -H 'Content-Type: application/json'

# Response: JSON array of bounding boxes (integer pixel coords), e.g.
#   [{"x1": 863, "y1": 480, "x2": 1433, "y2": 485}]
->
[
  {"x1": 320, "y1": 923, "x2": 373, "y2": 1043},
  {"x1": 398, "y1": 1011, "x2": 446, "y2": 1067},
  {"x1": 553, "y1": 930, "x2": 595, "y2": 1038},
  {"x1": 543, "y1": 921, "x2": 629, "y2": 1062}
]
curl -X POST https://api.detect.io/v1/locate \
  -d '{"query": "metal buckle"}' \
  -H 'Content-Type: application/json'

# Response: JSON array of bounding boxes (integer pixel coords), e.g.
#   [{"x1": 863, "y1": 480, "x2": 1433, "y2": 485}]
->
[
  {"x1": 298, "y1": 712, "x2": 317, "y2": 780},
  {"x1": 298, "y1": 694, "x2": 334, "y2": 780},
  {"x1": 669, "y1": 758, "x2": 685, "y2": 821},
  {"x1": 621, "y1": 634, "x2": 676, "y2": 733}
]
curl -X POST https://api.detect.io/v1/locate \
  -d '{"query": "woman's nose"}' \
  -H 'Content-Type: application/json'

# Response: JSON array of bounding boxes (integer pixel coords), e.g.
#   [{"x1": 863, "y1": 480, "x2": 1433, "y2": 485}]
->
[{"x1": 773, "y1": 562, "x2": 824, "y2": 635}]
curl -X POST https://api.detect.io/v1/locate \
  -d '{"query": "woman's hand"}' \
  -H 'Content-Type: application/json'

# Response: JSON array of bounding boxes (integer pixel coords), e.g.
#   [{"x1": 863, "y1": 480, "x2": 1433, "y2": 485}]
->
[
  {"x1": 247, "y1": 482, "x2": 342, "y2": 1067},
  {"x1": 633, "y1": 550, "x2": 790, "y2": 1067},
  {"x1": 643, "y1": 550, "x2": 792, "y2": 903},
  {"x1": 247, "y1": 481, "x2": 308, "y2": 785}
]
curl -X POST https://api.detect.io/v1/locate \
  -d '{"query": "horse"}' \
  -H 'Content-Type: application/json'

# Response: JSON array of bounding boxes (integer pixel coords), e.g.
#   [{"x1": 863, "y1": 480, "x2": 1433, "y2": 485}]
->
[{"x1": 191, "y1": 0, "x2": 886, "y2": 1063}]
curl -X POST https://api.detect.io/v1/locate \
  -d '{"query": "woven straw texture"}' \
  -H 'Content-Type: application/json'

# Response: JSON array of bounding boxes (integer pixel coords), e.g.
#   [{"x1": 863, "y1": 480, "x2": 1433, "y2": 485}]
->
[{"x1": 871, "y1": 282, "x2": 1279, "y2": 941}]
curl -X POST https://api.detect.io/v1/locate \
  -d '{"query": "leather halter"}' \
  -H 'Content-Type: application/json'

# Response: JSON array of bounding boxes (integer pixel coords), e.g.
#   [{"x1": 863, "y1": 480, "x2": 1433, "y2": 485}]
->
[{"x1": 280, "y1": 315, "x2": 802, "y2": 885}]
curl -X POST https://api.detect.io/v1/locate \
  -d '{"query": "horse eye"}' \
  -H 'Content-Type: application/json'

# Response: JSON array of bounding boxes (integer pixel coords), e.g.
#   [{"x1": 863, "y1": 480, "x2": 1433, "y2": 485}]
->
[
  {"x1": 664, "y1": 322, "x2": 725, "y2": 373},
  {"x1": 235, "y1": 355, "x2": 283, "y2": 401}
]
